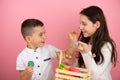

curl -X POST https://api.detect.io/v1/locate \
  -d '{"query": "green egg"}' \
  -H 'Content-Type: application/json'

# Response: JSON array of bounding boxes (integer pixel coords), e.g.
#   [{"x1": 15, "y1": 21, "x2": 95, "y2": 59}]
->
[
  {"x1": 28, "y1": 61, "x2": 34, "y2": 67},
  {"x1": 58, "y1": 64, "x2": 64, "y2": 69}
]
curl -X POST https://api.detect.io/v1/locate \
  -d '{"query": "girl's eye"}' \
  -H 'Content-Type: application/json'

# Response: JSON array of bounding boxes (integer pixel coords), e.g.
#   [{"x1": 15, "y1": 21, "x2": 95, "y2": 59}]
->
[
  {"x1": 83, "y1": 23, "x2": 87, "y2": 26},
  {"x1": 81, "y1": 22, "x2": 87, "y2": 26}
]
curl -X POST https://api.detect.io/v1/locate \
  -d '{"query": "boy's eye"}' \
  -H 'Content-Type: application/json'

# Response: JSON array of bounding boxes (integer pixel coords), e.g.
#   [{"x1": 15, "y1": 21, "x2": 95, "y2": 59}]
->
[
  {"x1": 39, "y1": 32, "x2": 46, "y2": 36},
  {"x1": 39, "y1": 34, "x2": 42, "y2": 36}
]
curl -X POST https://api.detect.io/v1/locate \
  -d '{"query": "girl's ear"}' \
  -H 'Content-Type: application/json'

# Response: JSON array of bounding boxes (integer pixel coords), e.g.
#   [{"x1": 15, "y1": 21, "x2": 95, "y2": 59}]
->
[{"x1": 95, "y1": 21, "x2": 100, "y2": 29}]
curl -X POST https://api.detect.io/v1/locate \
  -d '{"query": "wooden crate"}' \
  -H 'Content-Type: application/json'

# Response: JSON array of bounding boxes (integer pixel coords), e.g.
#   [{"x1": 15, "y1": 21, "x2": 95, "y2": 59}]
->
[
  {"x1": 55, "y1": 51, "x2": 92, "y2": 80},
  {"x1": 55, "y1": 65, "x2": 91, "y2": 80}
]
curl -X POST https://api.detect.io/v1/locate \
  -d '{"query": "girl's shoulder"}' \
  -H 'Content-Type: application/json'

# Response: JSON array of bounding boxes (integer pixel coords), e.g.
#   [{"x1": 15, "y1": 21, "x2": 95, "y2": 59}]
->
[{"x1": 101, "y1": 42, "x2": 112, "y2": 51}]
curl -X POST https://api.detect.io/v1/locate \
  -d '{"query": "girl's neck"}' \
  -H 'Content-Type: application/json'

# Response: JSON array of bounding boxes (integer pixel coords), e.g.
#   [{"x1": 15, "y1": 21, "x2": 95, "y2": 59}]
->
[{"x1": 89, "y1": 37, "x2": 93, "y2": 44}]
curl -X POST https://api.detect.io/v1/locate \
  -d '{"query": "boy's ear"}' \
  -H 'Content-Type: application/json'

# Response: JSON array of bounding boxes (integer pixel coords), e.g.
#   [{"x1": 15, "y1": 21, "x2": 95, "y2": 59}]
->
[
  {"x1": 95, "y1": 21, "x2": 100, "y2": 29},
  {"x1": 25, "y1": 36, "x2": 31, "y2": 43}
]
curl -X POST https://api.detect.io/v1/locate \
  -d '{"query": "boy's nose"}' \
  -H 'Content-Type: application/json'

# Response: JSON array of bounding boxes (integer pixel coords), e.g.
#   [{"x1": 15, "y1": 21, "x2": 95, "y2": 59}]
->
[{"x1": 43, "y1": 35, "x2": 46, "y2": 40}]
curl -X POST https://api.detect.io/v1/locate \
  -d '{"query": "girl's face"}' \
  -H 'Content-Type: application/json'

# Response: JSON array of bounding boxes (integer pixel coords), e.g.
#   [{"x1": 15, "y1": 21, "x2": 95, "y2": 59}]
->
[{"x1": 79, "y1": 14, "x2": 99, "y2": 38}]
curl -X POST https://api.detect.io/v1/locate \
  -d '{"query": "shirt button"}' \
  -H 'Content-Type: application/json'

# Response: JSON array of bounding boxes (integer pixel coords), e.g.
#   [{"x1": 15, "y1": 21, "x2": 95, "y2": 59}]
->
[
  {"x1": 39, "y1": 73, "x2": 41, "y2": 75},
  {"x1": 36, "y1": 57, "x2": 38, "y2": 59},
  {"x1": 38, "y1": 65, "x2": 40, "y2": 67}
]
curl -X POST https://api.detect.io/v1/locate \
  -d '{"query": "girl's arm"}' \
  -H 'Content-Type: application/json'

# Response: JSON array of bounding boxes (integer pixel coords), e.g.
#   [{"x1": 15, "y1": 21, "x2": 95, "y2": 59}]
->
[{"x1": 81, "y1": 42, "x2": 112, "y2": 77}]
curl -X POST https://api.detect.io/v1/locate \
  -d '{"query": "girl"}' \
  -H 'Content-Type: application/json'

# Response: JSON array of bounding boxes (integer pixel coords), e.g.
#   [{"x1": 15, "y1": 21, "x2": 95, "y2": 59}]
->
[{"x1": 68, "y1": 6, "x2": 117, "y2": 80}]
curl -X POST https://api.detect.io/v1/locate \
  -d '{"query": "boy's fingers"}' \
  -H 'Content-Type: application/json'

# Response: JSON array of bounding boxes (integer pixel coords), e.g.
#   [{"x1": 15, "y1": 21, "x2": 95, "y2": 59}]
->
[
  {"x1": 68, "y1": 31, "x2": 78, "y2": 42},
  {"x1": 26, "y1": 67, "x2": 33, "y2": 73}
]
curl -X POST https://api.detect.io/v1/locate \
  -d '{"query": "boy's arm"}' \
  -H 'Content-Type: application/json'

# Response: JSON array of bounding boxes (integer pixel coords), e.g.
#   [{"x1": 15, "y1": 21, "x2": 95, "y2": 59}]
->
[
  {"x1": 61, "y1": 31, "x2": 78, "y2": 65},
  {"x1": 61, "y1": 43, "x2": 75, "y2": 66},
  {"x1": 65, "y1": 43, "x2": 76, "y2": 56},
  {"x1": 19, "y1": 67, "x2": 33, "y2": 80},
  {"x1": 56, "y1": 31, "x2": 77, "y2": 65},
  {"x1": 64, "y1": 31, "x2": 77, "y2": 59}
]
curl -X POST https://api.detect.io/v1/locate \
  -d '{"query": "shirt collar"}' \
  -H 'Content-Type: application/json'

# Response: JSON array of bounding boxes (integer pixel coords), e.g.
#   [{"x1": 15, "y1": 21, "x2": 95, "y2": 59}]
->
[{"x1": 25, "y1": 47, "x2": 40, "y2": 54}]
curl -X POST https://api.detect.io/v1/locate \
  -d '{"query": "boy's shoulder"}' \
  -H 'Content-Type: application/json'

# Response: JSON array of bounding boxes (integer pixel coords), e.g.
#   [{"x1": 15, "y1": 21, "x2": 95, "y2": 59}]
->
[
  {"x1": 17, "y1": 47, "x2": 28, "y2": 57},
  {"x1": 42, "y1": 44, "x2": 56, "y2": 49},
  {"x1": 41, "y1": 44, "x2": 59, "y2": 51}
]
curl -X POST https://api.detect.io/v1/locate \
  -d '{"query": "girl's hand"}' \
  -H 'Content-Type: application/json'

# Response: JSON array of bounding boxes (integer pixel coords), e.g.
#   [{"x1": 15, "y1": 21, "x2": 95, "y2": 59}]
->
[{"x1": 76, "y1": 41, "x2": 90, "y2": 53}]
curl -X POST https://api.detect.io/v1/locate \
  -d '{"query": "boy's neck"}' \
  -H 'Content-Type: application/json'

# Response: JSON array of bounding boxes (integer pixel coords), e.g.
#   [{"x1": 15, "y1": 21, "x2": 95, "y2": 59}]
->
[{"x1": 27, "y1": 44, "x2": 37, "y2": 50}]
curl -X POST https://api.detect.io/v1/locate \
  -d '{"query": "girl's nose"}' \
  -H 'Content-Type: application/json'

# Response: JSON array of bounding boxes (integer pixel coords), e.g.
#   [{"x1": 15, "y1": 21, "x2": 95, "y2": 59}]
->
[{"x1": 79, "y1": 25, "x2": 83, "y2": 30}]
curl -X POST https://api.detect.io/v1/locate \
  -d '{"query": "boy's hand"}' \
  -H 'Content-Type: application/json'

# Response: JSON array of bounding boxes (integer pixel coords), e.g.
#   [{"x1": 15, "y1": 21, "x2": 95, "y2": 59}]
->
[
  {"x1": 68, "y1": 31, "x2": 78, "y2": 43},
  {"x1": 19, "y1": 66, "x2": 33, "y2": 80},
  {"x1": 25, "y1": 66, "x2": 33, "y2": 74},
  {"x1": 56, "y1": 51, "x2": 73, "y2": 66},
  {"x1": 62, "y1": 52, "x2": 73, "y2": 66}
]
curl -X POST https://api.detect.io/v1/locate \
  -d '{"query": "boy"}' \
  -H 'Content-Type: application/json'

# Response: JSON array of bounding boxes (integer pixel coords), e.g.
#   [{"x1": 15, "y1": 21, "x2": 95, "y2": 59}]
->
[{"x1": 16, "y1": 18, "x2": 60, "y2": 80}]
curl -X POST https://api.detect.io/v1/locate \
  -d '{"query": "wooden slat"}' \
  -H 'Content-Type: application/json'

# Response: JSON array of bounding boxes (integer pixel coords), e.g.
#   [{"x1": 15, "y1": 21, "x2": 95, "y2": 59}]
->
[
  {"x1": 56, "y1": 68, "x2": 89, "y2": 77},
  {"x1": 55, "y1": 73, "x2": 88, "y2": 80}
]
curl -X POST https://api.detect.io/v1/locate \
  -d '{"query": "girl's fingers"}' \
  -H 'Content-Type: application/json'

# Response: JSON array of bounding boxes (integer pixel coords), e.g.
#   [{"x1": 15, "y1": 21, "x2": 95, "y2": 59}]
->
[{"x1": 77, "y1": 41, "x2": 90, "y2": 53}]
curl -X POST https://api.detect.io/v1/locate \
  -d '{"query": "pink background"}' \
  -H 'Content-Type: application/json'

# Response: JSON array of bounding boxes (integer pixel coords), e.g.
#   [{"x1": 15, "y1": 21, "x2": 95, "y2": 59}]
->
[{"x1": 0, "y1": 0, "x2": 120, "y2": 80}]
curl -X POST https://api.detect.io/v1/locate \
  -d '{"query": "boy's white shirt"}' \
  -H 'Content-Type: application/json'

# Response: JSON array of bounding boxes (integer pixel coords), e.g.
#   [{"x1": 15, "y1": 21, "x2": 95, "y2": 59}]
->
[
  {"x1": 81, "y1": 42, "x2": 112, "y2": 80},
  {"x1": 16, "y1": 45, "x2": 59, "y2": 80}
]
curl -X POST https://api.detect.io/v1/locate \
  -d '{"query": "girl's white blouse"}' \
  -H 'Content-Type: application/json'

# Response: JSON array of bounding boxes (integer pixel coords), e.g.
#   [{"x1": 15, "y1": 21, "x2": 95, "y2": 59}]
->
[{"x1": 81, "y1": 42, "x2": 113, "y2": 80}]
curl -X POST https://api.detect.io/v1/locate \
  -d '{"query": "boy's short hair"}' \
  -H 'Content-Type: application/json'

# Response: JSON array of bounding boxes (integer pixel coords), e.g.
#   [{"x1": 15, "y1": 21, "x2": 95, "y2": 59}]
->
[{"x1": 21, "y1": 18, "x2": 44, "y2": 39}]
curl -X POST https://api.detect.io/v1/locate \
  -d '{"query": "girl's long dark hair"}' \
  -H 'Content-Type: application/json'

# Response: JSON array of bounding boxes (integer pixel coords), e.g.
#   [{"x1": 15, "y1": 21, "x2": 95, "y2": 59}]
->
[{"x1": 78, "y1": 6, "x2": 117, "y2": 67}]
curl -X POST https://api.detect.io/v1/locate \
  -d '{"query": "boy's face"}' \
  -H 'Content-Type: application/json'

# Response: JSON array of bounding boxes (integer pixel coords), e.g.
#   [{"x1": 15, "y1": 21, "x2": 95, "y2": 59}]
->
[{"x1": 28, "y1": 26, "x2": 46, "y2": 48}]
